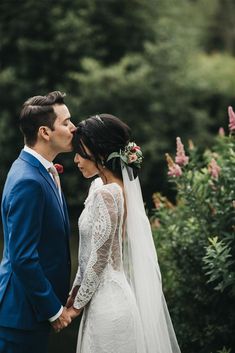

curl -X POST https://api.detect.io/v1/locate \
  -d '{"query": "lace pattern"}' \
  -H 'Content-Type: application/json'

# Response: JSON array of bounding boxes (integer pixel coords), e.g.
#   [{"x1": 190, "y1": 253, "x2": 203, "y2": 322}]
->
[
  {"x1": 73, "y1": 183, "x2": 122, "y2": 309},
  {"x1": 74, "y1": 179, "x2": 148, "y2": 353}
]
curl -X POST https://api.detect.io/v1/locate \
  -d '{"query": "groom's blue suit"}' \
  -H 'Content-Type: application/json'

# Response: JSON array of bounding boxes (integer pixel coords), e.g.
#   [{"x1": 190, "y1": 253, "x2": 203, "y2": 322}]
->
[{"x1": 0, "y1": 150, "x2": 71, "y2": 352}]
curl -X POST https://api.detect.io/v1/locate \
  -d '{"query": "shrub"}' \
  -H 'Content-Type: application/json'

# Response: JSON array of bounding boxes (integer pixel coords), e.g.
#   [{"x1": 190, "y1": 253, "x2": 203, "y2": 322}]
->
[{"x1": 152, "y1": 108, "x2": 235, "y2": 353}]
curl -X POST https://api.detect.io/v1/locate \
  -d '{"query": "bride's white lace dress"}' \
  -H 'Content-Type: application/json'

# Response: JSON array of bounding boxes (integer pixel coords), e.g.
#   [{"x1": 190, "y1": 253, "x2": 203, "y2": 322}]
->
[{"x1": 72, "y1": 178, "x2": 146, "y2": 353}]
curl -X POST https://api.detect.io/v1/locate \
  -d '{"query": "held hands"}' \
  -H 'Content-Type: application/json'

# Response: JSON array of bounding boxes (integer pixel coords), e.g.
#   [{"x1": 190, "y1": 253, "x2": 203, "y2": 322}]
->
[
  {"x1": 52, "y1": 286, "x2": 82, "y2": 333},
  {"x1": 51, "y1": 307, "x2": 72, "y2": 333},
  {"x1": 65, "y1": 285, "x2": 79, "y2": 308},
  {"x1": 67, "y1": 305, "x2": 82, "y2": 320},
  {"x1": 66, "y1": 285, "x2": 82, "y2": 320},
  {"x1": 51, "y1": 305, "x2": 82, "y2": 333}
]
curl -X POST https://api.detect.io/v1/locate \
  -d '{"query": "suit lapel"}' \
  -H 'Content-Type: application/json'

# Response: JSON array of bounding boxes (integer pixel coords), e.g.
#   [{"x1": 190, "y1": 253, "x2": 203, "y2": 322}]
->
[
  {"x1": 19, "y1": 150, "x2": 66, "y2": 223},
  {"x1": 61, "y1": 193, "x2": 70, "y2": 235},
  {"x1": 39, "y1": 164, "x2": 66, "y2": 220}
]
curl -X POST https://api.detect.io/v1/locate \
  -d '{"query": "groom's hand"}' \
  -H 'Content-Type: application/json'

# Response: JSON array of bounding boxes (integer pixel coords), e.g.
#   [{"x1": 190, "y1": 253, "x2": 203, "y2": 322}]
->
[{"x1": 51, "y1": 307, "x2": 72, "y2": 333}]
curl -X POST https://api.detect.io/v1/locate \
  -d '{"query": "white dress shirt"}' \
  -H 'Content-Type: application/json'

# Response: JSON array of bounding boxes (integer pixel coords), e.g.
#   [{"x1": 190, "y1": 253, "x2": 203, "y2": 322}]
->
[{"x1": 23, "y1": 146, "x2": 63, "y2": 322}]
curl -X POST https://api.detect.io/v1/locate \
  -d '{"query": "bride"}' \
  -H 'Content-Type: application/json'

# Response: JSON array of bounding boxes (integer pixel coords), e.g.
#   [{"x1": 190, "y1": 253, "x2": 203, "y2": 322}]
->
[{"x1": 66, "y1": 114, "x2": 181, "y2": 353}]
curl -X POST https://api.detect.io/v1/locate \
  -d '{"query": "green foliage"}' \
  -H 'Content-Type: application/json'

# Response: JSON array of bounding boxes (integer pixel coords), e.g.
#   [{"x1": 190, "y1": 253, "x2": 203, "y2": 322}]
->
[
  {"x1": 152, "y1": 119, "x2": 235, "y2": 352},
  {"x1": 216, "y1": 347, "x2": 231, "y2": 353},
  {"x1": 205, "y1": 0, "x2": 235, "y2": 55},
  {"x1": 1, "y1": 0, "x2": 235, "y2": 210},
  {"x1": 203, "y1": 236, "x2": 235, "y2": 292},
  {"x1": 1, "y1": 1, "x2": 235, "y2": 351}
]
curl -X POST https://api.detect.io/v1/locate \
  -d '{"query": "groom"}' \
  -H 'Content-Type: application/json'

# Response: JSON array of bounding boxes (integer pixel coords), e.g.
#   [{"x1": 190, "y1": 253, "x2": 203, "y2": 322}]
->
[{"x1": 0, "y1": 91, "x2": 76, "y2": 353}]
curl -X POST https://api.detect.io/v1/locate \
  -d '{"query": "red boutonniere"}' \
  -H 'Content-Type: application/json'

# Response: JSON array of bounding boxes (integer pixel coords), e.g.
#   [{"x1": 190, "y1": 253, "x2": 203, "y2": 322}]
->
[{"x1": 54, "y1": 163, "x2": 64, "y2": 174}]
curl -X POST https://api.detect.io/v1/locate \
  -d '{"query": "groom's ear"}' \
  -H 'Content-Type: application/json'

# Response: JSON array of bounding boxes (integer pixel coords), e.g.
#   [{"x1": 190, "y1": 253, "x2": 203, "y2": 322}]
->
[{"x1": 38, "y1": 126, "x2": 51, "y2": 142}]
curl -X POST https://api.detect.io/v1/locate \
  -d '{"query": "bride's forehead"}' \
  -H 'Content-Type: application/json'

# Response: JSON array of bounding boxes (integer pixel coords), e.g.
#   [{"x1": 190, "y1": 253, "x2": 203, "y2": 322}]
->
[
  {"x1": 81, "y1": 140, "x2": 91, "y2": 154},
  {"x1": 75, "y1": 139, "x2": 94, "y2": 161}
]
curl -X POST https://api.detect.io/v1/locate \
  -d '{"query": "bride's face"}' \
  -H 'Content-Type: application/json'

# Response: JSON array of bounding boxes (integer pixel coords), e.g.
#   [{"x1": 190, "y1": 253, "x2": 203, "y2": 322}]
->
[{"x1": 74, "y1": 145, "x2": 100, "y2": 179}]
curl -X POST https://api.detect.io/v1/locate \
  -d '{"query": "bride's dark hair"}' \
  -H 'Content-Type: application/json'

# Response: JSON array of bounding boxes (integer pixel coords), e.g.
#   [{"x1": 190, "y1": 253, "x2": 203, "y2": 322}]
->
[{"x1": 72, "y1": 114, "x2": 131, "y2": 178}]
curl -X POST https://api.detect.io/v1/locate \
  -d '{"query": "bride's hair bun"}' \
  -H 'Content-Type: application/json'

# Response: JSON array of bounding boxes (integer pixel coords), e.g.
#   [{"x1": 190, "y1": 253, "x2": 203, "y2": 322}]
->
[{"x1": 72, "y1": 114, "x2": 141, "y2": 178}]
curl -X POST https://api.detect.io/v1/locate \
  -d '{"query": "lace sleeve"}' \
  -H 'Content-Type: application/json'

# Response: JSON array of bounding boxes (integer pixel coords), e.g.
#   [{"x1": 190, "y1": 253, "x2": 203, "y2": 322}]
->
[
  {"x1": 73, "y1": 188, "x2": 118, "y2": 309},
  {"x1": 70, "y1": 266, "x2": 82, "y2": 294}
]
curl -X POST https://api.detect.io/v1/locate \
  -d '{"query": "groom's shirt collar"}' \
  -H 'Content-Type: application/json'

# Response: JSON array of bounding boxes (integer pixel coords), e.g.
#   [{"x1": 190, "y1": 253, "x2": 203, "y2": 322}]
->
[{"x1": 23, "y1": 145, "x2": 53, "y2": 170}]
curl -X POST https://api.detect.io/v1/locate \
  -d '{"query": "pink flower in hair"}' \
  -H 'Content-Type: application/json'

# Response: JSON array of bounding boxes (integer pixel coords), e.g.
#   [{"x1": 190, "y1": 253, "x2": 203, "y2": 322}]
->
[
  {"x1": 128, "y1": 154, "x2": 138, "y2": 163},
  {"x1": 208, "y1": 158, "x2": 221, "y2": 180},
  {"x1": 175, "y1": 137, "x2": 189, "y2": 166},
  {"x1": 228, "y1": 106, "x2": 235, "y2": 132},
  {"x1": 131, "y1": 145, "x2": 141, "y2": 152}
]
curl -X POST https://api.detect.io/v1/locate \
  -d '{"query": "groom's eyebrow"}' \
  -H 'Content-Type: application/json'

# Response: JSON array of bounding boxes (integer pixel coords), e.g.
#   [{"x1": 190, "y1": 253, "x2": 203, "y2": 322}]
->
[{"x1": 62, "y1": 117, "x2": 71, "y2": 122}]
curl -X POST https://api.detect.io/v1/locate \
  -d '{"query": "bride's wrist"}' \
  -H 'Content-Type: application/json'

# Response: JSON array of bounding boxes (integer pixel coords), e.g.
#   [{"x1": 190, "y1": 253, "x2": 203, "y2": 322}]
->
[
  {"x1": 72, "y1": 306, "x2": 81, "y2": 313},
  {"x1": 68, "y1": 305, "x2": 81, "y2": 319}
]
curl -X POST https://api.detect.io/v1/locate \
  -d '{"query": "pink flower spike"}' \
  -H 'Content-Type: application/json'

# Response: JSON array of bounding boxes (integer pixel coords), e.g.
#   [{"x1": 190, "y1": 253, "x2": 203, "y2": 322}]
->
[
  {"x1": 188, "y1": 139, "x2": 195, "y2": 150},
  {"x1": 218, "y1": 127, "x2": 225, "y2": 137},
  {"x1": 175, "y1": 137, "x2": 189, "y2": 166},
  {"x1": 228, "y1": 106, "x2": 235, "y2": 132},
  {"x1": 168, "y1": 163, "x2": 182, "y2": 177},
  {"x1": 208, "y1": 158, "x2": 221, "y2": 180}
]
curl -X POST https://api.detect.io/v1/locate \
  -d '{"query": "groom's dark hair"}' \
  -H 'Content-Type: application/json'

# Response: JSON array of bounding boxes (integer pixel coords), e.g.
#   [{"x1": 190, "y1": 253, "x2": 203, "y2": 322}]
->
[{"x1": 19, "y1": 91, "x2": 66, "y2": 146}]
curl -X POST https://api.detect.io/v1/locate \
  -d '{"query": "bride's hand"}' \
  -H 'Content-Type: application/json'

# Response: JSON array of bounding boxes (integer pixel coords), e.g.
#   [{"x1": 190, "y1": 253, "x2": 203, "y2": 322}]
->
[
  {"x1": 66, "y1": 285, "x2": 79, "y2": 308},
  {"x1": 67, "y1": 306, "x2": 82, "y2": 320}
]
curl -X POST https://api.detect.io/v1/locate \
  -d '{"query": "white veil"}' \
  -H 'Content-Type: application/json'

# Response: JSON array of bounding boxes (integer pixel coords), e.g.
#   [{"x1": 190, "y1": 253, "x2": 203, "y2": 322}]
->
[{"x1": 122, "y1": 164, "x2": 181, "y2": 353}]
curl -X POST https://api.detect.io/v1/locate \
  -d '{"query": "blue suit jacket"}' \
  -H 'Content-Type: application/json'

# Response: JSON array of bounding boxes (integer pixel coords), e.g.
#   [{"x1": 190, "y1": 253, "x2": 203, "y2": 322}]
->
[{"x1": 0, "y1": 150, "x2": 71, "y2": 330}]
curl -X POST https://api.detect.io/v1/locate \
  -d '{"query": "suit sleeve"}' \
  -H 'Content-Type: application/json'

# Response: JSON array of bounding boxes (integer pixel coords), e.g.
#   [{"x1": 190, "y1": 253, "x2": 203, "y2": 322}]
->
[{"x1": 7, "y1": 179, "x2": 62, "y2": 322}]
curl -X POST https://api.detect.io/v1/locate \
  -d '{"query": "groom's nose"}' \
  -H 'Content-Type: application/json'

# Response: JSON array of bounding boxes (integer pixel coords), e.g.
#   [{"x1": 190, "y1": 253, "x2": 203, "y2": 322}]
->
[
  {"x1": 70, "y1": 122, "x2": 76, "y2": 132},
  {"x1": 74, "y1": 153, "x2": 79, "y2": 163}
]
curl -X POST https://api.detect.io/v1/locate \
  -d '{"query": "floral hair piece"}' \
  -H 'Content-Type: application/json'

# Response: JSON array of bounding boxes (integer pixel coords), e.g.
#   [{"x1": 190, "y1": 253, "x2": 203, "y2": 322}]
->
[{"x1": 107, "y1": 141, "x2": 143, "y2": 169}]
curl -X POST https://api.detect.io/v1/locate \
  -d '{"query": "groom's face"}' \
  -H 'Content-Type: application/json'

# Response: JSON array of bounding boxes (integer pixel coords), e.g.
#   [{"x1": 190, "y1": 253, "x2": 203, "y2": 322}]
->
[{"x1": 49, "y1": 104, "x2": 76, "y2": 153}]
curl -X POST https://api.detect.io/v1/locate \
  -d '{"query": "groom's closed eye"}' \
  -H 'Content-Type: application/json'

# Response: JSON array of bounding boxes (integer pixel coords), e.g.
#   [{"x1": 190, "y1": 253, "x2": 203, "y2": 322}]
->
[{"x1": 63, "y1": 118, "x2": 72, "y2": 126}]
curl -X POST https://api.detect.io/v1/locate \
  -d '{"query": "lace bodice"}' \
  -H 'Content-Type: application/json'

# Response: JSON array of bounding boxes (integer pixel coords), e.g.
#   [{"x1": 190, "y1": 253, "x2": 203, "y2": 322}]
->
[
  {"x1": 73, "y1": 174, "x2": 180, "y2": 353},
  {"x1": 72, "y1": 179, "x2": 124, "y2": 309}
]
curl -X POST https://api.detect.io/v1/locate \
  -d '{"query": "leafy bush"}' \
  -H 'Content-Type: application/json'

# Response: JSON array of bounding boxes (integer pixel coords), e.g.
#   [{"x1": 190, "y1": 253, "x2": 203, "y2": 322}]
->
[{"x1": 152, "y1": 108, "x2": 235, "y2": 353}]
